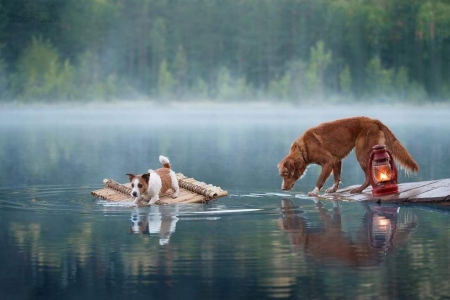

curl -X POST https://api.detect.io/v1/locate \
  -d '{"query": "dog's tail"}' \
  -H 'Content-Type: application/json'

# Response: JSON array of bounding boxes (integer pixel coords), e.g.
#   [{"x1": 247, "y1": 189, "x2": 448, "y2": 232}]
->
[
  {"x1": 159, "y1": 155, "x2": 171, "y2": 169},
  {"x1": 381, "y1": 124, "x2": 419, "y2": 173}
]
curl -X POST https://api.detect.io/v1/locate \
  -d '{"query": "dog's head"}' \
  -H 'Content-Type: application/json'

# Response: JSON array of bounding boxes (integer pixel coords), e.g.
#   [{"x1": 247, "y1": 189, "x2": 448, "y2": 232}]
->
[
  {"x1": 278, "y1": 156, "x2": 305, "y2": 191},
  {"x1": 126, "y1": 173, "x2": 150, "y2": 198}
]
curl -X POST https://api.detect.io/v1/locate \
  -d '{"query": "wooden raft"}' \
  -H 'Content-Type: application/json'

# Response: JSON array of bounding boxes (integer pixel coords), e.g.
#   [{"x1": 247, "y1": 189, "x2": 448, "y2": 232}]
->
[
  {"x1": 320, "y1": 179, "x2": 450, "y2": 204},
  {"x1": 91, "y1": 173, "x2": 228, "y2": 204}
]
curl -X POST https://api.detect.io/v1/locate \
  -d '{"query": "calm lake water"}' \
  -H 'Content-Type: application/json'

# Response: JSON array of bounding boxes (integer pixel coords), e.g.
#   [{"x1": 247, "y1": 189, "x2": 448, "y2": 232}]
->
[{"x1": 1, "y1": 105, "x2": 450, "y2": 300}]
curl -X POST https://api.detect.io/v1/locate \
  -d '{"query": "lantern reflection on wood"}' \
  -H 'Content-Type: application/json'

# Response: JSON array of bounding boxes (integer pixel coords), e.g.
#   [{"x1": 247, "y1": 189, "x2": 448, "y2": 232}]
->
[{"x1": 368, "y1": 144, "x2": 399, "y2": 196}]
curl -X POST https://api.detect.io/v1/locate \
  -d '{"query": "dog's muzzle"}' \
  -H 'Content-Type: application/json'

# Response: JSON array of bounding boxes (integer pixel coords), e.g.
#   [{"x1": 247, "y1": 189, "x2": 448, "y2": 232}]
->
[{"x1": 281, "y1": 181, "x2": 294, "y2": 191}]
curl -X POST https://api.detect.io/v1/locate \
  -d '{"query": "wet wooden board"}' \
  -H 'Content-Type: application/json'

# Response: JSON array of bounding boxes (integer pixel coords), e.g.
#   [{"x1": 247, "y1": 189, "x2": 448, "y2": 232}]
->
[
  {"x1": 91, "y1": 173, "x2": 228, "y2": 205},
  {"x1": 321, "y1": 179, "x2": 450, "y2": 204}
]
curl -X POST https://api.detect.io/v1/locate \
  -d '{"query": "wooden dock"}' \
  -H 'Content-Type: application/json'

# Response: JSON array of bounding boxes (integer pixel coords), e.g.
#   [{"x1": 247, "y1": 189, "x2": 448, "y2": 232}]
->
[
  {"x1": 322, "y1": 179, "x2": 450, "y2": 204},
  {"x1": 91, "y1": 173, "x2": 228, "y2": 205}
]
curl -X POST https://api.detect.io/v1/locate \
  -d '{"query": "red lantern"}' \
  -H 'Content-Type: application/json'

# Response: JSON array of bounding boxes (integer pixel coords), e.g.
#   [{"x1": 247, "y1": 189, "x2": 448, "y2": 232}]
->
[{"x1": 368, "y1": 145, "x2": 398, "y2": 196}]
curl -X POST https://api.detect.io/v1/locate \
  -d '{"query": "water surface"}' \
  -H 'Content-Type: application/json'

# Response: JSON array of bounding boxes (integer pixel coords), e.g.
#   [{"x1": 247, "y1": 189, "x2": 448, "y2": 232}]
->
[{"x1": 1, "y1": 105, "x2": 450, "y2": 300}]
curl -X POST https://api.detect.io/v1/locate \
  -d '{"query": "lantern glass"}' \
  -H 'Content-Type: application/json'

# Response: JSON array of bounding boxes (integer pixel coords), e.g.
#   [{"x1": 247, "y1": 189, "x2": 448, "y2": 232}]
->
[
  {"x1": 372, "y1": 160, "x2": 393, "y2": 184},
  {"x1": 371, "y1": 215, "x2": 393, "y2": 248}
]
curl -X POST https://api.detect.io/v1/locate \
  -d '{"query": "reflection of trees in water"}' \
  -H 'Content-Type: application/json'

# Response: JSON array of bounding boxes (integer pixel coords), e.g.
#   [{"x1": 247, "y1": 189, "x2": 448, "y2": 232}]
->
[
  {"x1": 4, "y1": 199, "x2": 450, "y2": 299},
  {"x1": 278, "y1": 199, "x2": 418, "y2": 267}
]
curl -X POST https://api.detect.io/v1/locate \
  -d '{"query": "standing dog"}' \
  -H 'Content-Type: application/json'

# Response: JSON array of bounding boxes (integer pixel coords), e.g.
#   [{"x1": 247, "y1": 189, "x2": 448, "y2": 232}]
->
[
  {"x1": 278, "y1": 117, "x2": 419, "y2": 196},
  {"x1": 127, "y1": 155, "x2": 180, "y2": 205}
]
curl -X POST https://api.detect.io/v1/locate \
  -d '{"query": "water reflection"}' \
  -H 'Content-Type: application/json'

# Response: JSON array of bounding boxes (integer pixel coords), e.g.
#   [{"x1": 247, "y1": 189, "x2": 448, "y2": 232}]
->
[
  {"x1": 278, "y1": 199, "x2": 418, "y2": 266},
  {"x1": 129, "y1": 205, "x2": 179, "y2": 245}
]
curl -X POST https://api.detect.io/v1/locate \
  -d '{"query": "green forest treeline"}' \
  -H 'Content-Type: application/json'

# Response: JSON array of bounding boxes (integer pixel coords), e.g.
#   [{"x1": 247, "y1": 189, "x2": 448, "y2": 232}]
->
[{"x1": 0, "y1": 0, "x2": 449, "y2": 103}]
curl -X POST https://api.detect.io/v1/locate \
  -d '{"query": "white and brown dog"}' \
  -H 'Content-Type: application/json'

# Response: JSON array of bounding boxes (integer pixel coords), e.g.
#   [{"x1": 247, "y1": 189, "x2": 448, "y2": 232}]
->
[{"x1": 127, "y1": 155, "x2": 180, "y2": 206}]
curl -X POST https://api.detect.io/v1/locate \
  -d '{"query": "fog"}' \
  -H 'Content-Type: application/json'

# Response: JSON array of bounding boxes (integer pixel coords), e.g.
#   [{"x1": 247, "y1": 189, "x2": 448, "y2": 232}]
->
[{"x1": 1, "y1": 105, "x2": 448, "y2": 193}]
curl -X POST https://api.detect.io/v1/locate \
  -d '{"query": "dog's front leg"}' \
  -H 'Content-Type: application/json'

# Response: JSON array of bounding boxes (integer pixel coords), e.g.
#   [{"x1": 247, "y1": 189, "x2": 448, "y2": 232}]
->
[
  {"x1": 147, "y1": 195, "x2": 160, "y2": 205},
  {"x1": 308, "y1": 163, "x2": 333, "y2": 196},
  {"x1": 133, "y1": 196, "x2": 142, "y2": 206},
  {"x1": 325, "y1": 161, "x2": 342, "y2": 193}
]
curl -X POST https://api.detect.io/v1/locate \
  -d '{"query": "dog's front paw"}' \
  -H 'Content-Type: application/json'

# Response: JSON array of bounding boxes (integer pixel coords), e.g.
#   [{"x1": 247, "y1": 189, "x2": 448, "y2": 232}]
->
[
  {"x1": 325, "y1": 181, "x2": 341, "y2": 193},
  {"x1": 147, "y1": 197, "x2": 159, "y2": 205},
  {"x1": 171, "y1": 192, "x2": 179, "y2": 199},
  {"x1": 307, "y1": 187, "x2": 320, "y2": 197}
]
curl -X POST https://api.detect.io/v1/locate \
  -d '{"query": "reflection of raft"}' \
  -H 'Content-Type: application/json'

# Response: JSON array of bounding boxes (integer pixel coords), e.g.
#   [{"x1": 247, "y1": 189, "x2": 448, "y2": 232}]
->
[{"x1": 91, "y1": 173, "x2": 228, "y2": 204}]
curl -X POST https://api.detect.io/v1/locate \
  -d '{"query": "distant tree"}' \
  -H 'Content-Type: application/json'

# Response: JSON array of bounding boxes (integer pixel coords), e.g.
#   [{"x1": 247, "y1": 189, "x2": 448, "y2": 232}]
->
[
  {"x1": 339, "y1": 64, "x2": 352, "y2": 98},
  {"x1": 157, "y1": 59, "x2": 174, "y2": 99},
  {"x1": 190, "y1": 78, "x2": 209, "y2": 101},
  {"x1": 236, "y1": 76, "x2": 254, "y2": 101},
  {"x1": 365, "y1": 56, "x2": 394, "y2": 99},
  {"x1": 12, "y1": 36, "x2": 75, "y2": 102},
  {"x1": 306, "y1": 40, "x2": 332, "y2": 100},
  {"x1": 150, "y1": 17, "x2": 167, "y2": 94},
  {"x1": 268, "y1": 73, "x2": 291, "y2": 101},
  {"x1": 417, "y1": 0, "x2": 450, "y2": 98},
  {"x1": 174, "y1": 45, "x2": 188, "y2": 99},
  {"x1": 0, "y1": 54, "x2": 7, "y2": 100},
  {"x1": 395, "y1": 67, "x2": 409, "y2": 100},
  {"x1": 215, "y1": 67, "x2": 233, "y2": 101}
]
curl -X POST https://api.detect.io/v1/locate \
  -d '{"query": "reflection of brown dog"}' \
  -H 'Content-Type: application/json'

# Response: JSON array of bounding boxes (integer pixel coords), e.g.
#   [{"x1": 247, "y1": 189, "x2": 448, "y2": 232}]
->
[
  {"x1": 278, "y1": 199, "x2": 417, "y2": 266},
  {"x1": 279, "y1": 199, "x2": 369, "y2": 266},
  {"x1": 278, "y1": 117, "x2": 419, "y2": 196}
]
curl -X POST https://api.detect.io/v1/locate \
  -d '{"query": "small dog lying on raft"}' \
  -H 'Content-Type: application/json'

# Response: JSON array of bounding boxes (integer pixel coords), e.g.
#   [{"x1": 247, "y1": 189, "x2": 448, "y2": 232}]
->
[
  {"x1": 127, "y1": 155, "x2": 180, "y2": 205},
  {"x1": 278, "y1": 117, "x2": 419, "y2": 196}
]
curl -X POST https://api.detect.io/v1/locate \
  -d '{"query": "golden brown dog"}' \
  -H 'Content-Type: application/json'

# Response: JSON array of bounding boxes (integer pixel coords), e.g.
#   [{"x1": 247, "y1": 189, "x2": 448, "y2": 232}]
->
[{"x1": 278, "y1": 117, "x2": 419, "y2": 196}]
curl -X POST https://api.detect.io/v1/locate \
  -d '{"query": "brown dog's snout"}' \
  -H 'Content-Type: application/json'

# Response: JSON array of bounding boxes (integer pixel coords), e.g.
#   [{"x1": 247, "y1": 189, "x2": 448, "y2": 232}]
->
[{"x1": 281, "y1": 180, "x2": 294, "y2": 191}]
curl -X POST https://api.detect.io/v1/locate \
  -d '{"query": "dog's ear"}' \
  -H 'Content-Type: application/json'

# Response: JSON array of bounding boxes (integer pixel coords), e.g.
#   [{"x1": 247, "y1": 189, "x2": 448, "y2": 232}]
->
[
  {"x1": 126, "y1": 174, "x2": 135, "y2": 182},
  {"x1": 286, "y1": 159, "x2": 296, "y2": 177},
  {"x1": 141, "y1": 173, "x2": 150, "y2": 183},
  {"x1": 290, "y1": 142, "x2": 299, "y2": 152}
]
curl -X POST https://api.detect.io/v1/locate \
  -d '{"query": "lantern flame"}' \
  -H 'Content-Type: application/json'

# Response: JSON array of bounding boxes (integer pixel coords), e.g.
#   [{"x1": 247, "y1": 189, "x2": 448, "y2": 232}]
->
[{"x1": 373, "y1": 164, "x2": 392, "y2": 183}]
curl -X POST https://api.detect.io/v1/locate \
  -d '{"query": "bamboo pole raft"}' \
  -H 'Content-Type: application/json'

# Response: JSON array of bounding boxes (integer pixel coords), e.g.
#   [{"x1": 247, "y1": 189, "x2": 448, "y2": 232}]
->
[
  {"x1": 320, "y1": 179, "x2": 450, "y2": 204},
  {"x1": 91, "y1": 173, "x2": 228, "y2": 204}
]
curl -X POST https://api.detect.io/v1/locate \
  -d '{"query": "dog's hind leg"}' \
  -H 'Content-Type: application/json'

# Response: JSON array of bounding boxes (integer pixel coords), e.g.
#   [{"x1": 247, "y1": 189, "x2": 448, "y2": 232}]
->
[
  {"x1": 349, "y1": 169, "x2": 370, "y2": 194},
  {"x1": 350, "y1": 134, "x2": 373, "y2": 194},
  {"x1": 325, "y1": 161, "x2": 342, "y2": 193},
  {"x1": 171, "y1": 184, "x2": 179, "y2": 198},
  {"x1": 169, "y1": 171, "x2": 179, "y2": 198}
]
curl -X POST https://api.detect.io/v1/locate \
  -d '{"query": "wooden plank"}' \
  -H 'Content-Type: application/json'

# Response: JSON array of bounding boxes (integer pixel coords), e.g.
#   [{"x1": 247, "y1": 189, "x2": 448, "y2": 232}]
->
[
  {"x1": 371, "y1": 180, "x2": 443, "y2": 203},
  {"x1": 331, "y1": 179, "x2": 450, "y2": 203},
  {"x1": 408, "y1": 187, "x2": 450, "y2": 202}
]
